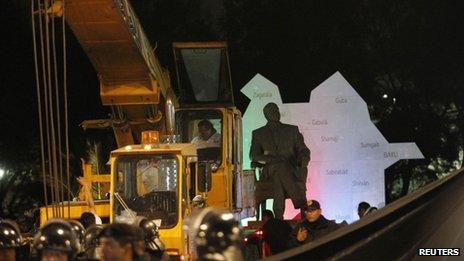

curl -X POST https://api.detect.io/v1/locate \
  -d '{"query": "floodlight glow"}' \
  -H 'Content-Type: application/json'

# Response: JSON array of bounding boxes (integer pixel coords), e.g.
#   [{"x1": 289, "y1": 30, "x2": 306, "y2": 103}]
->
[{"x1": 0, "y1": 169, "x2": 4, "y2": 179}]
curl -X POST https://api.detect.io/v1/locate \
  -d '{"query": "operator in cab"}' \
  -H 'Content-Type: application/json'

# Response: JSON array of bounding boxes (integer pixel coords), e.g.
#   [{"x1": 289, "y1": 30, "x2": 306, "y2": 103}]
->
[{"x1": 191, "y1": 120, "x2": 221, "y2": 149}]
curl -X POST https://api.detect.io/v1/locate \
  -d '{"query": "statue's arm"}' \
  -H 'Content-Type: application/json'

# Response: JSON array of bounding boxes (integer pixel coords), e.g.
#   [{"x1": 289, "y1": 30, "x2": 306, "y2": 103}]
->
[{"x1": 294, "y1": 128, "x2": 310, "y2": 166}]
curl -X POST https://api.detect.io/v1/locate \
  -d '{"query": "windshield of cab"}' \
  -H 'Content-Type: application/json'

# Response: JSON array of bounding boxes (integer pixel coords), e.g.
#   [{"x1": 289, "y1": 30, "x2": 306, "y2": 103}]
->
[{"x1": 114, "y1": 154, "x2": 178, "y2": 228}]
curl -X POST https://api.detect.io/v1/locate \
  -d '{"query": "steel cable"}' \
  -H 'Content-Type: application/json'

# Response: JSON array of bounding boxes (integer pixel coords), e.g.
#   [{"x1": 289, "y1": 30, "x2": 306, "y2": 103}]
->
[{"x1": 31, "y1": 0, "x2": 49, "y2": 220}]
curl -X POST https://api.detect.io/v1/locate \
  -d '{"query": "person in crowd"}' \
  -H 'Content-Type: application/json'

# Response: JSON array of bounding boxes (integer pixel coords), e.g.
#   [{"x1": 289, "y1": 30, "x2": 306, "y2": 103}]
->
[
  {"x1": 292, "y1": 199, "x2": 325, "y2": 220},
  {"x1": 68, "y1": 220, "x2": 85, "y2": 249},
  {"x1": 33, "y1": 219, "x2": 80, "y2": 261},
  {"x1": 191, "y1": 195, "x2": 207, "y2": 212},
  {"x1": 364, "y1": 206, "x2": 378, "y2": 216},
  {"x1": 191, "y1": 120, "x2": 221, "y2": 148},
  {"x1": 187, "y1": 208, "x2": 244, "y2": 261},
  {"x1": 357, "y1": 201, "x2": 371, "y2": 219},
  {"x1": 135, "y1": 217, "x2": 168, "y2": 261},
  {"x1": 261, "y1": 210, "x2": 293, "y2": 255},
  {"x1": 97, "y1": 223, "x2": 145, "y2": 261},
  {"x1": 0, "y1": 219, "x2": 23, "y2": 261},
  {"x1": 292, "y1": 200, "x2": 340, "y2": 245},
  {"x1": 80, "y1": 212, "x2": 99, "y2": 230},
  {"x1": 250, "y1": 102, "x2": 310, "y2": 219},
  {"x1": 79, "y1": 224, "x2": 103, "y2": 261}
]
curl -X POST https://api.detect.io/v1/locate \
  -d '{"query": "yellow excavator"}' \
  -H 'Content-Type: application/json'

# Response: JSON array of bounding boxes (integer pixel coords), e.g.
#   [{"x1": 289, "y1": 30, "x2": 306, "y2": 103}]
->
[{"x1": 37, "y1": 0, "x2": 255, "y2": 258}]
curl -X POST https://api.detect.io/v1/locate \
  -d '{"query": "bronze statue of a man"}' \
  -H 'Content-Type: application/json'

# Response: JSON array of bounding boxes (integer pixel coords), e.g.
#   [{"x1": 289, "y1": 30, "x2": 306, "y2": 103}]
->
[{"x1": 250, "y1": 102, "x2": 310, "y2": 219}]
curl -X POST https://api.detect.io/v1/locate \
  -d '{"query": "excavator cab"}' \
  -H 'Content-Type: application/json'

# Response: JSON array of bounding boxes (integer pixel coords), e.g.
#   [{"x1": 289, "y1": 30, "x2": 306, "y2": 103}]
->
[
  {"x1": 172, "y1": 42, "x2": 255, "y2": 220},
  {"x1": 172, "y1": 42, "x2": 234, "y2": 106}
]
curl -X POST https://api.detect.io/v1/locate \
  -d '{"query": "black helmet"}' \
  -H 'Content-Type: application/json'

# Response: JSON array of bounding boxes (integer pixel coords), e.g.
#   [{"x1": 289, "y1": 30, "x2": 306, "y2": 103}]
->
[
  {"x1": 0, "y1": 219, "x2": 22, "y2": 248},
  {"x1": 33, "y1": 219, "x2": 80, "y2": 258},
  {"x1": 68, "y1": 220, "x2": 85, "y2": 246},
  {"x1": 83, "y1": 224, "x2": 103, "y2": 251},
  {"x1": 82, "y1": 224, "x2": 103, "y2": 260},
  {"x1": 137, "y1": 217, "x2": 165, "y2": 253},
  {"x1": 190, "y1": 208, "x2": 243, "y2": 260}
]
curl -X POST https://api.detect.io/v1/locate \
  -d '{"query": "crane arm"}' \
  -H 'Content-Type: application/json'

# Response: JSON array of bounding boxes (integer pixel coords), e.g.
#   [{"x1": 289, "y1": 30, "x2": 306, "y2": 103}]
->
[
  {"x1": 65, "y1": 0, "x2": 173, "y2": 105},
  {"x1": 64, "y1": 0, "x2": 178, "y2": 147}
]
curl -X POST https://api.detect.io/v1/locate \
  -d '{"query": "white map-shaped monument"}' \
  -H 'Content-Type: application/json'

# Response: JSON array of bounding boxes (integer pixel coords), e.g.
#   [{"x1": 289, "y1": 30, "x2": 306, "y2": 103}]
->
[{"x1": 241, "y1": 72, "x2": 424, "y2": 223}]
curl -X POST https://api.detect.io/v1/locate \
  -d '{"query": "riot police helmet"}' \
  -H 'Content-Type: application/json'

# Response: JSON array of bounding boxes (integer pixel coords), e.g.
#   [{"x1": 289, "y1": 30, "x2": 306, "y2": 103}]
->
[
  {"x1": 81, "y1": 224, "x2": 103, "y2": 260},
  {"x1": 0, "y1": 219, "x2": 22, "y2": 248},
  {"x1": 67, "y1": 220, "x2": 85, "y2": 246},
  {"x1": 33, "y1": 219, "x2": 80, "y2": 259},
  {"x1": 83, "y1": 224, "x2": 103, "y2": 251},
  {"x1": 191, "y1": 208, "x2": 243, "y2": 260},
  {"x1": 136, "y1": 217, "x2": 165, "y2": 253}
]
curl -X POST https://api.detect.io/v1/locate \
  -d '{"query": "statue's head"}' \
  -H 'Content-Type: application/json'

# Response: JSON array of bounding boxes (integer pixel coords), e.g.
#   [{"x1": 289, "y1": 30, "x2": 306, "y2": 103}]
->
[{"x1": 263, "y1": 102, "x2": 280, "y2": 123}]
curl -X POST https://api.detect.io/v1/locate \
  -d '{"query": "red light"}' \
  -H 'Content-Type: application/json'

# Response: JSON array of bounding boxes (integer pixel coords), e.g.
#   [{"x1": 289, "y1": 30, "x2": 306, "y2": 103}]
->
[{"x1": 255, "y1": 230, "x2": 263, "y2": 235}]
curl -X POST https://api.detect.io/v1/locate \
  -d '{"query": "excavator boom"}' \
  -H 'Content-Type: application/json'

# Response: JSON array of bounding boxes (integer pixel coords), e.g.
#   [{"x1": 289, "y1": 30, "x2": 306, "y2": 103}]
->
[
  {"x1": 65, "y1": 0, "x2": 171, "y2": 105},
  {"x1": 65, "y1": 0, "x2": 177, "y2": 147}
]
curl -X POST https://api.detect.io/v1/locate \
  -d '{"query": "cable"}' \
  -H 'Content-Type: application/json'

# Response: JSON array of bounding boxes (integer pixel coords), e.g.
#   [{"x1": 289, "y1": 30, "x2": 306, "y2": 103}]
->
[
  {"x1": 51, "y1": 9, "x2": 65, "y2": 217},
  {"x1": 62, "y1": 0, "x2": 71, "y2": 219},
  {"x1": 32, "y1": 0, "x2": 49, "y2": 220}
]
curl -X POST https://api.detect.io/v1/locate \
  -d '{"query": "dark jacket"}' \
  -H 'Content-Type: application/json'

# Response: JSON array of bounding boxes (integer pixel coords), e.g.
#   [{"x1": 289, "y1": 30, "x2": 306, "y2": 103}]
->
[
  {"x1": 292, "y1": 215, "x2": 340, "y2": 245},
  {"x1": 262, "y1": 218, "x2": 293, "y2": 254}
]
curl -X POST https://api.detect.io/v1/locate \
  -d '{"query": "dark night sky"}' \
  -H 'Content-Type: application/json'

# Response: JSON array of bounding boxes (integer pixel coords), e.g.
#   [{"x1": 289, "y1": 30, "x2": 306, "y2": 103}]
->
[{"x1": 1, "y1": 0, "x2": 464, "y2": 171}]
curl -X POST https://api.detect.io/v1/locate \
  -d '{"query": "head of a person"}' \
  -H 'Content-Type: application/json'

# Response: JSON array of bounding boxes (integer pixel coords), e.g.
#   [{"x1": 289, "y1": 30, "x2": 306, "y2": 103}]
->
[
  {"x1": 0, "y1": 220, "x2": 22, "y2": 261},
  {"x1": 364, "y1": 206, "x2": 378, "y2": 216},
  {"x1": 197, "y1": 120, "x2": 216, "y2": 141},
  {"x1": 263, "y1": 102, "x2": 281, "y2": 123},
  {"x1": 83, "y1": 224, "x2": 103, "y2": 260},
  {"x1": 135, "y1": 217, "x2": 165, "y2": 255},
  {"x1": 80, "y1": 212, "x2": 96, "y2": 229},
  {"x1": 192, "y1": 208, "x2": 243, "y2": 260},
  {"x1": 304, "y1": 200, "x2": 322, "y2": 222},
  {"x1": 33, "y1": 219, "x2": 80, "y2": 261},
  {"x1": 67, "y1": 220, "x2": 85, "y2": 249},
  {"x1": 262, "y1": 210, "x2": 274, "y2": 223},
  {"x1": 192, "y1": 195, "x2": 207, "y2": 210},
  {"x1": 357, "y1": 202, "x2": 371, "y2": 218},
  {"x1": 97, "y1": 223, "x2": 144, "y2": 261}
]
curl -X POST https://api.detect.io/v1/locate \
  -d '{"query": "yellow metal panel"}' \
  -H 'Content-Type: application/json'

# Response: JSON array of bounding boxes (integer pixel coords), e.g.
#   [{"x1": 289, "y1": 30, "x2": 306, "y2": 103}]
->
[
  {"x1": 99, "y1": 77, "x2": 160, "y2": 105},
  {"x1": 66, "y1": 0, "x2": 150, "y2": 83},
  {"x1": 66, "y1": 0, "x2": 169, "y2": 106},
  {"x1": 110, "y1": 143, "x2": 197, "y2": 157},
  {"x1": 40, "y1": 201, "x2": 110, "y2": 225},
  {"x1": 89, "y1": 175, "x2": 110, "y2": 183}
]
